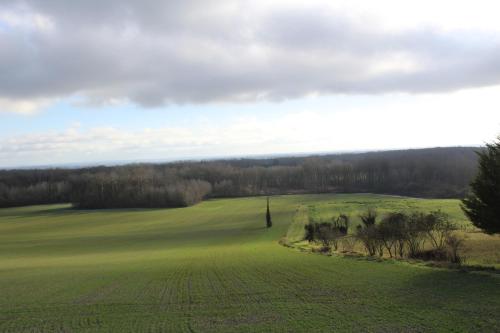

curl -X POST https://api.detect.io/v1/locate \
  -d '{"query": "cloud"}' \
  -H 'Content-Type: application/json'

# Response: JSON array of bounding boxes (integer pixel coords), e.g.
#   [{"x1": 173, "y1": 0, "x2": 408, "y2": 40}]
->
[
  {"x1": 2, "y1": 85, "x2": 500, "y2": 168},
  {"x1": 0, "y1": 97, "x2": 53, "y2": 114},
  {"x1": 1, "y1": 0, "x2": 500, "y2": 113}
]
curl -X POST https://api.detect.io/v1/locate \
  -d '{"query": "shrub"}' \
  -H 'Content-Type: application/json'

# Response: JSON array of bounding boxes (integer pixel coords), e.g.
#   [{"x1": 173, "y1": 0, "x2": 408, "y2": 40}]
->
[
  {"x1": 405, "y1": 212, "x2": 428, "y2": 258},
  {"x1": 306, "y1": 208, "x2": 466, "y2": 265},
  {"x1": 379, "y1": 212, "x2": 408, "y2": 258},
  {"x1": 304, "y1": 224, "x2": 315, "y2": 243},
  {"x1": 420, "y1": 210, "x2": 455, "y2": 250},
  {"x1": 445, "y1": 233, "x2": 466, "y2": 264},
  {"x1": 333, "y1": 214, "x2": 350, "y2": 235},
  {"x1": 316, "y1": 223, "x2": 335, "y2": 251},
  {"x1": 356, "y1": 224, "x2": 380, "y2": 256},
  {"x1": 304, "y1": 215, "x2": 350, "y2": 251},
  {"x1": 410, "y1": 248, "x2": 448, "y2": 261},
  {"x1": 341, "y1": 236, "x2": 358, "y2": 252},
  {"x1": 359, "y1": 208, "x2": 377, "y2": 227},
  {"x1": 356, "y1": 209, "x2": 381, "y2": 256}
]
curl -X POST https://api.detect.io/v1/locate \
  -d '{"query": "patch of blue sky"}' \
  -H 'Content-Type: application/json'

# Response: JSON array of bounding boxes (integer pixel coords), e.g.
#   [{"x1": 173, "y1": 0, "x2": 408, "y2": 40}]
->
[
  {"x1": 0, "y1": 17, "x2": 10, "y2": 31},
  {"x1": 0, "y1": 93, "x2": 405, "y2": 138}
]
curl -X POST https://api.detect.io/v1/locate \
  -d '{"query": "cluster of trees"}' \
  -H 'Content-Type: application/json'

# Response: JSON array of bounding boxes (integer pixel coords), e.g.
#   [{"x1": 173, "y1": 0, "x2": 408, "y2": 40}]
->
[
  {"x1": 302, "y1": 136, "x2": 500, "y2": 250},
  {"x1": 0, "y1": 166, "x2": 212, "y2": 209},
  {"x1": 70, "y1": 172, "x2": 212, "y2": 208},
  {"x1": 0, "y1": 181, "x2": 69, "y2": 207},
  {"x1": 305, "y1": 209, "x2": 466, "y2": 264},
  {"x1": 0, "y1": 168, "x2": 73, "y2": 207},
  {"x1": 355, "y1": 210, "x2": 464, "y2": 262},
  {"x1": 0, "y1": 147, "x2": 479, "y2": 209},
  {"x1": 304, "y1": 214, "x2": 349, "y2": 251}
]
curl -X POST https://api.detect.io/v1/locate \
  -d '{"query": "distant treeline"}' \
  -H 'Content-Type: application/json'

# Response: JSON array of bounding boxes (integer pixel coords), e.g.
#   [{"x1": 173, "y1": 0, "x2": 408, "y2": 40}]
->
[{"x1": 0, "y1": 147, "x2": 479, "y2": 208}]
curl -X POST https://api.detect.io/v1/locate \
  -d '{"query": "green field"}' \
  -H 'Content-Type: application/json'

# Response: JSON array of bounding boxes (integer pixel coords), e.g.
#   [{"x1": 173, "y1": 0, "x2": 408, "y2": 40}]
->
[{"x1": 1, "y1": 194, "x2": 499, "y2": 332}]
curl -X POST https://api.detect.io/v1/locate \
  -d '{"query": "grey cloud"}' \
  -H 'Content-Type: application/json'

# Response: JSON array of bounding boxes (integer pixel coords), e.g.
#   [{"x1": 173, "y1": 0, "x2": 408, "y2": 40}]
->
[{"x1": 1, "y1": 0, "x2": 500, "y2": 110}]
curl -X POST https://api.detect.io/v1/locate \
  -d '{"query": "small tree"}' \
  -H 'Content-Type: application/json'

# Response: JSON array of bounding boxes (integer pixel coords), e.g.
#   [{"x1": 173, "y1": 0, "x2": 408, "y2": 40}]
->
[
  {"x1": 356, "y1": 224, "x2": 379, "y2": 256},
  {"x1": 378, "y1": 216, "x2": 398, "y2": 257},
  {"x1": 266, "y1": 197, "x2": 272, "y2": 228},
  {"x1": 461, "y1": 136, "x2": 500, "y2": 234},
  {"x1": 304, "y1": 217, "x2": 348, "y2": 251},
  {"x1": 445, "y1": 232, "x2": 466, "y2": 264},
  {"x1": 421, "y1": 211, "x2": 455, "y2": 250},
  {"x1": 359, "y1": 208, "x2": 377, "y2": 227},
  {"x1": 357, "y1": 209, "x2": 379, "y2": 256},
  {"x1": 333, "y1": 214, "x2": 350, "y2": 235},
  {"x1": 380, "y1": 212, "x2": 408, "y2": 258},
  {"x1": 304, "y1": 223, "x2": 315, "y2": 242},
  {"x1": 316, "y1": 223, "x2": 335, "y2": 251},
  {"x1": 405, "y1": 212, "x2": 428, "y2": 258}
]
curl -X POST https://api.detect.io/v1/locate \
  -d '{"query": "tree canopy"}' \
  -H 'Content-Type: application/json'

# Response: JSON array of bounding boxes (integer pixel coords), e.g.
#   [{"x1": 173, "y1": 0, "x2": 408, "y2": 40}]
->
[
  {"x1": 0, "y1": 147, "x2": 480, "y2": 209},
  {"x1": 461, "y1": 137, "x2": 500, "y2": 234}
]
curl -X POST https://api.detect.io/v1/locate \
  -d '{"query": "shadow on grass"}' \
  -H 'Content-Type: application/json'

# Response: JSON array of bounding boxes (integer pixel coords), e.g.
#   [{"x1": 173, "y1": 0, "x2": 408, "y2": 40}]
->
[
  {"x1": 398, "y1": 268, "x2": 500, "y2": 314},
  {"x1": 0, "y1": 205, "x2": 178, "y2": 219}
]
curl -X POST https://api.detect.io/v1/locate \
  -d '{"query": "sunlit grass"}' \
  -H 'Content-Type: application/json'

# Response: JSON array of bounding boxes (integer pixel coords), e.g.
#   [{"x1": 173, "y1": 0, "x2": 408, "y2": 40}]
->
[{"x1": 0, "y1": 194, "x2": 498, "y2": 332}]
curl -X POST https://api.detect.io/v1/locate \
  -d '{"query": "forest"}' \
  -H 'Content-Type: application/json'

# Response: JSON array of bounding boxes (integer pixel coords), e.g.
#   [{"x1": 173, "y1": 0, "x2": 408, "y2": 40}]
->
[{"x1": 0, "y1": 147, "x2": 479, "y2": 208}]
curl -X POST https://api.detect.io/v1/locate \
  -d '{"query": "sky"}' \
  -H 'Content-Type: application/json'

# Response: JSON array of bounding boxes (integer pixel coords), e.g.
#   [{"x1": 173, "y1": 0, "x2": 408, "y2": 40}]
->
[{"x1": 1, "y1": 0, "x2": 500, "y2": 168}]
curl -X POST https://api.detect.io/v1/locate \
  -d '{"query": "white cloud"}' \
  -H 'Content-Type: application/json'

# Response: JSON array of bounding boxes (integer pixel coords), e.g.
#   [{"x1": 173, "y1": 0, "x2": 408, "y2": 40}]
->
[
  {"x1": 1, "y1": 1, "x2": 500, "y2": 113},
  {"x1": 315, "y1": 0, "x2": 500, "y2": 32},
  {"x1": 0, "y1": 97, "x2": 53, "y2": 114},
  {"x1": 0, "y1": 5, "x2": 54, "y2": 32},
  {"x1": 1, "y1": 85, "x2": 499, "y2": 167}
]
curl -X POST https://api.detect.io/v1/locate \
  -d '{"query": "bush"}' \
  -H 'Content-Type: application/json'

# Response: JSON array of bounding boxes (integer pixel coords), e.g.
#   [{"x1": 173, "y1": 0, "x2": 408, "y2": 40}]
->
[
  {"x1": 333, "y1": 214, "x2": 350, "y2": 235},
  {"x1": 420, "y1": 210, "x2": 456, "y2": 250},
  {"x1": 304, "y1": 224, "x2": 315, "y2": 243},
  {"x1": 304, "y1": 217, "x2": 350, "y2": 251},
  {"x1": 341, "y1": 235, "x2": 358, "y2": 252},
  {"x1": 410, "y1": 248, "x2": 448, "y2": 261},
  {"x1": 359, "y1": 208, "x2": 377, "y2": 227},
  {"x1": 306, "y1": 208, "x2": 465, "y2": 265},
  {"x1": 378, "y1": 212, "x2": 407, "y2": 258},
  {"x1": 445, "y1": 233, "x2": 466, "y2": 264},
  {"x1": 356, "y1": 224, "x2": 380, "y2": 256},
  {"x1": 316, "y1": 223, "x2": 336, "y2": 250},
  {"x1": 405, "y1": 212, "x2": 428, "y2": 258}
]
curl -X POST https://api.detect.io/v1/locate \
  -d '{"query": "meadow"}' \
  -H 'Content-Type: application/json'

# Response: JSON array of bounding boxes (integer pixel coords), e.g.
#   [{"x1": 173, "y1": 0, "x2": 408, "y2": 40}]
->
[
  {"x1": 0, "y1": 194, "x2": 499, "y2": 332},
  {"x1": 287, "y1": 194, "x2": 500, "y2": 267}
]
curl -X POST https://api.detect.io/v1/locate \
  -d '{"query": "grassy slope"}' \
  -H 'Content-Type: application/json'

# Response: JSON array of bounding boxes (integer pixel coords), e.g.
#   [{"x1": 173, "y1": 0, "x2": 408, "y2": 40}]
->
[{"x1": 0, "y1": 194, "x2": 499, "y2": 332}]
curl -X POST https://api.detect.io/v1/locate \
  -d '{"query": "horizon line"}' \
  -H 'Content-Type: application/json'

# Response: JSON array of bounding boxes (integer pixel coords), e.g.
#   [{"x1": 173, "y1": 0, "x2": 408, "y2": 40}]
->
[{"x1": 0, "y1": 145, "x2": 482, "y2": 171}]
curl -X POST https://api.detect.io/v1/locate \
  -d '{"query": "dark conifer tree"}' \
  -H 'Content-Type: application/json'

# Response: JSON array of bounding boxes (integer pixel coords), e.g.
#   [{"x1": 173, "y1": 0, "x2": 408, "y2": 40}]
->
[
  {"x1": 461, "y1": 136, "x2": 500, "y2": 234},
  {"x1": 266, "y1": 197, "x2": 272, "y2": 228}
]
